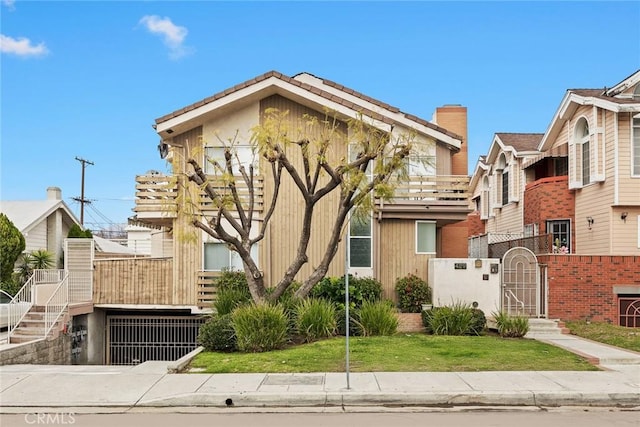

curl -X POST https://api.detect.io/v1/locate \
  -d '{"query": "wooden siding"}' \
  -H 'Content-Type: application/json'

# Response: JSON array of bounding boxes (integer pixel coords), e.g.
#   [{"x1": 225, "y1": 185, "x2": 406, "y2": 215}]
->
[
  {"x1": 93, "y1": 258, "x2": 174, "y2": 305},
  {"x1": 617, "y1": 112, "x2": 640, "y2": 206},
  {"x1": 611, "y1": 207, "x2": 640, "y2": 254},
  {"x1": 25, "y1": 220, "x2": 47, "y2": 252},
  {"x1": 172, "y1": 127, "x2": 204, "y2": 305},
  {"x1": 377, "y1": 219, "x2": 433, "y2": 301},
  {"x1": 436, "y1": 142, "x2": 452, "y2": 175},
  {"x1": 260, "y1": 95, "x2": 348, "y2": 286}
]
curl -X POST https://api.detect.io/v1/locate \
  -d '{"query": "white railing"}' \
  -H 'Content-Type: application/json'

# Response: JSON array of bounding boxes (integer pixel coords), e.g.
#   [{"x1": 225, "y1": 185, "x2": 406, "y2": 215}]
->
[
  {"x1": 7, "y1": 274, "x2": 36, "y2": 337},
  {"x1": 33, "y1": 269, "x2": 66, "y2": 284},
  {"x1": 44, "y1": 273, "x2": 69, "y2": 337},
  {"x1": 68, "y1": 270, "x2": 93, "y2": 303},
  {"x1": 504, "y1": 289, "x2": 525, "y2": 315}
]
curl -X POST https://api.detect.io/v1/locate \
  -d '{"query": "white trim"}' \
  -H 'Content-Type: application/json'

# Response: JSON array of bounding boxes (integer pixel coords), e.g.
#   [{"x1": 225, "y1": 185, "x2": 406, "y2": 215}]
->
[
  {"x1": 614, "y1": 111, "x2": 619, "y2": 204},
  {"x1": 606, "y1": 71, "x2": 640, "y2": 96},
  {"x1": 632, "y1": 113, "x2": 640, "y2": 178},
  {"x1": 156, "y1": 76, "x2": 461, "y2": 149}
]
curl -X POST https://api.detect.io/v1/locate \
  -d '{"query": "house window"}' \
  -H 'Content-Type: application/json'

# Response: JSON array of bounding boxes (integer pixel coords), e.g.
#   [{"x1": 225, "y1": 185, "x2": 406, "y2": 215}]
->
[
  {"x1": 203, "y1": 241, "x2": 258, "y2": 271},
  {"x1": 204, "y1": 146, "x2": 254, "y2": 175},
  {"x1": 501, "y1": 171, "x2": 509, "y2": 206},
  {"x1": 547, "y1": 220, "x2": 570, "y2": 254},
  {"x1": 554, "y1": 158, "x2": 568, "y2": 176},
  {"x1": 406, "y1": 155, "x2": 436, "y2": 176},
  {"x1": 575, "y1": 118, "x2": 590, "y2": 185},
  {"x1": 524, "y1": 223, "x2": 538, "y2": 237},
  {"x1": 633, "y1": 116, "x2": 640, "y2": 176},
  {"x1": 416, "y1": 221, "x2": 436, "y2": 254},
  {"x1": 349, "y1": 215, "x2": 371, "y2": 268}
]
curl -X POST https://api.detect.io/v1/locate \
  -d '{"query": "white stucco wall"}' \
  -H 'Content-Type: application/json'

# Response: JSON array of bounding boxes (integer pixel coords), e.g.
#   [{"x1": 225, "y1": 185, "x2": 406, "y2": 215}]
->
[{"x1": 428, "y1": 258, "x2": 502, "y2": 315}]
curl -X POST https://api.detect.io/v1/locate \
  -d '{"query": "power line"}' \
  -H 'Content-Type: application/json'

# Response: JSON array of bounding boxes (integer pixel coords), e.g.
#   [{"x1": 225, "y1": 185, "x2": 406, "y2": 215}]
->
[{"x1": 72, "y1": 156, "x2": 94, "y2": 225}]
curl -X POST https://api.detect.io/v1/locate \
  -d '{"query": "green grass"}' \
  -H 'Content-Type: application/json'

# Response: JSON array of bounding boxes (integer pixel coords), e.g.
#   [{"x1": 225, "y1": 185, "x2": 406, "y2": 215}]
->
[
  {"x1": 565, "y1": 321, "x2": 640, "y2": 352},
  {"x1": 189, "y1": 334, "x2": 599, "y2": 373}
]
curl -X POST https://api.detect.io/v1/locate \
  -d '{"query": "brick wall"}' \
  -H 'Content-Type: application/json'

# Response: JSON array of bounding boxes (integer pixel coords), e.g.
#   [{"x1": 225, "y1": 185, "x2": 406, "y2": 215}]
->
[
  {"x1": 396, "y1": 313, "x2": 425, "y2": 332},
  {"x1": 434, "y1": 105, "x2": 467, "y2": 176},
  {"x1": 441, "y1": 220, "x2": 469, "y2": 257},
  {"x1": 539, "y1": 254, "x2": 640, "y2": 324},
  {"x1": 467, "y1": 211, "x2": 485, "y2": 237},
  {"x1": 524, "y1": 176, "x2": 575, "y2": 249}
]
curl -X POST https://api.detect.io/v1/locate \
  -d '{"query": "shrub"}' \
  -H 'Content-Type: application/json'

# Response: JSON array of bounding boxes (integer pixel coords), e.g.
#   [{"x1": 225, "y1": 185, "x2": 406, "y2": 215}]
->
[
  {"x1": 335, "y1": 307, "x2": 361, "y2": 337},
  {"x1": 469, "y1": 308, "x2": 487, "y2": 336},
  {"x1": 294, "y1": 298, "x2": 337, "y2": 342},
  {"x1": 311, "y1": 275, "x2": 382, "y2": 309},
  {"x1": 394, "y1": 274, "x2": 432, "y2": 313},
  {"x1": 422, "y1": 302, "x2": 476, "y2": 336},
  {"x1": 232, "y1": 303, "x2": 289, "y2": 352},
  {"x1": 269, "y1": 281, "x2": 302, "y2": 334},
  {"x1": 214, "y1": 287, "x2": 252, "y2": 315},
  {"x1": 213, "y1": 269, "x2": 252, "y2": 315},
  {"x1": 216, "y1": 269, "x2": 249, "y2": 292},
  {"x1": 356, "y1": 300, "x2": 398, "y2": 336},
  {"x1": 493, "y1": 311, "x2": 530, "y2": 338},
  {"x1": 197, "y1": 314, "x2": 237, "y2": 352}
]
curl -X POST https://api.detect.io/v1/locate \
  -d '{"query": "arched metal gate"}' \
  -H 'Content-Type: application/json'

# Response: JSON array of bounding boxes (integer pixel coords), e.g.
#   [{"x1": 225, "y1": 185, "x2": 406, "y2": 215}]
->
[{"x1": 502, "y1": 247, "x2": 545, "y2": 317}]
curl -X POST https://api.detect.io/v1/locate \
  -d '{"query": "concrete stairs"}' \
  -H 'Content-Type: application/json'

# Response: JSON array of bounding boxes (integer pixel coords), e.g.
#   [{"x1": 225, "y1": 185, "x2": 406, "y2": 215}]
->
[
  {"x1": 524, "y1": 318, "x2": 570, "y2": 339},
  {"x1": 9, "y1": 306, "x2": 65, "y2": 344}
]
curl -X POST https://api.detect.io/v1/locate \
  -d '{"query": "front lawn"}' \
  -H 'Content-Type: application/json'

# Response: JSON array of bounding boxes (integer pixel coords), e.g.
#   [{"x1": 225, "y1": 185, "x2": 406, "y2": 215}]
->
[
  {"x1": 189, "y1": 334, "x2": 599, "y2": 373},
  {"x1": 565, "y1": 321, "x2": 640, "y2": 352}
]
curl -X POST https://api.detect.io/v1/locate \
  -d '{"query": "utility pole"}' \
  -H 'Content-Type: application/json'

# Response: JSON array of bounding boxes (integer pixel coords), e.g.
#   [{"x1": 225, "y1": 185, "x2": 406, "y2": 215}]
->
[{"x1": 72, "y1": 157, "x2": 94, "y2": 225}]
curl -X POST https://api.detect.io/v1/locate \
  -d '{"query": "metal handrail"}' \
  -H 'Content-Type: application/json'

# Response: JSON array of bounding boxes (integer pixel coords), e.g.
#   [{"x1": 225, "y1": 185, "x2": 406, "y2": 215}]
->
[
  {"x1": 7, "y1": 274, "x2": 36, "y2": 337},
  {"x1": 43, "y1": 273, "x2": 69, "y2": 338},
  {"x1": 505, "y1": 289, "x2": 525, "y2": 315}
]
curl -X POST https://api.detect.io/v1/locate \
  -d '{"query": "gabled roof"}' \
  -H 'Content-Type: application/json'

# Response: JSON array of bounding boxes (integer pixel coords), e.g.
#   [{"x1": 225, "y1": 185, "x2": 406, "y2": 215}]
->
[
  {"x1": 154, "y1": 70, "x2": 463, "y2": 150},
  {"x1": 0, "y1": 200, "x2": 79, "y2": 234},
  {"x1": 484, "y1": 132, "x2": 543, "y2": 165},
  {"x1": 539, "y1": 70, "x2": 640, "y2": 151},
  {"x1": 495, "y1": 133, "x2": 544, "y2": 153}
]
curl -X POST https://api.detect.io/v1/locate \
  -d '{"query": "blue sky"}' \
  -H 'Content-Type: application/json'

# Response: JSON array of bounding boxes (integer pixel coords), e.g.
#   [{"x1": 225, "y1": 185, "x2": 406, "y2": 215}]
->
[{"x1": 2, "y1": 1, "x2": 639, "y2": 230}]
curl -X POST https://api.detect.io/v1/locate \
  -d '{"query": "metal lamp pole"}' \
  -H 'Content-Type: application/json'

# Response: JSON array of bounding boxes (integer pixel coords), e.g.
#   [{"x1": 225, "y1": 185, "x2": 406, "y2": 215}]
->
[{"x1": 345, "y1": 210, "x2": 351, "y2": 390}]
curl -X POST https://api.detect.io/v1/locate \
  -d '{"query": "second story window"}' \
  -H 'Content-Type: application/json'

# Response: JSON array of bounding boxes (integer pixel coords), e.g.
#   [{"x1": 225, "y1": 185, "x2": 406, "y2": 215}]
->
[
  {"x1": 575, "y1": 118, "x2": 590, "y2": 186},
  {"x1": 205, "y1": 146, "x2": 255, "y2": 175},
  {"x1": 501, "y1": 171, "x2": 509, "y2": 206}
]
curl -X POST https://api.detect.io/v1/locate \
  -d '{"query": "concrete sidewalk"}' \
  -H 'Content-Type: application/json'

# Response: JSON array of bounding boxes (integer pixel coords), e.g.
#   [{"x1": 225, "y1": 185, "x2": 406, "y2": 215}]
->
[{"x1": 1, "y1": 336, "x2": 639, "y2": 410}]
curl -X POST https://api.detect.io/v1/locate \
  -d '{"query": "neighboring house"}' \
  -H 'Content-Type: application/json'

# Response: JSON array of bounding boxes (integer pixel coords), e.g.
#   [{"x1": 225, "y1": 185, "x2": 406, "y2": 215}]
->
[
  {"x1": 469, "y1": 133, "x2": 544, "y2": 239},
  {"x1": 92, "y1": 70, "x2": 472, "y2": 364},
  {"x1": 0, "y1": 187, "x2": 80, "y2": 267},
  {"x1": 468, "y1": 70, "x2": 640, "y2": 325}
]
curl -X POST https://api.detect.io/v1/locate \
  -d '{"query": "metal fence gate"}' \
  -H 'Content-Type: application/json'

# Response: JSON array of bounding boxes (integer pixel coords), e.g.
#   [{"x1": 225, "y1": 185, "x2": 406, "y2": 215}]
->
[
  {"x1": 106, "y1": 315, "x2": 206, "y2": 365},
  {"x1": 502, "y1": 247, "x2": 541, "y2": 317}
]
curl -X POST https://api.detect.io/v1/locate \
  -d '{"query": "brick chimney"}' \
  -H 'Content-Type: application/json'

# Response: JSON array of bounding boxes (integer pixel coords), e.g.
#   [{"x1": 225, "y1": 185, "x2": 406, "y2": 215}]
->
[
  {"x1": 47, "y1": 186, "x2": 62, "y2": 201},
  {"x1": 433, "y1": 105, "x2": 468, "y2": 176}
]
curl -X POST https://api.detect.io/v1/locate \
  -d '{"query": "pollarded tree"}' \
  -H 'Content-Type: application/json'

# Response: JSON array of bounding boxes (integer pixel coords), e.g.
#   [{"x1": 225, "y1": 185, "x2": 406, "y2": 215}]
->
[
  {"x1": 0, "y1": 213, "x2": 25, "y2": 292},
  {"x1": 182, "y1": 108, "x2": 414, "y2": 303}
]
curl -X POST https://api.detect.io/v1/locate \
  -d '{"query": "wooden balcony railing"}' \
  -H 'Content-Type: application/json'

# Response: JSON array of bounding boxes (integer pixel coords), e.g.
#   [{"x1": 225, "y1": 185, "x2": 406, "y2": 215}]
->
[
  {"x1": 376, "y1": 175, "x2": 471, "y2": 220},
  {"x1": 133, "y1": 173, "x2": 264, "y2": 226}
]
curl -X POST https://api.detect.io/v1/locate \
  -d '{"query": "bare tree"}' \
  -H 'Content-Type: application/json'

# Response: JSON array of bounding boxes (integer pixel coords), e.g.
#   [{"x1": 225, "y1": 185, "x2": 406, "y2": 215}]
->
[{"x1": 184, "y1": 108, "x2": 413, "y2": 303}]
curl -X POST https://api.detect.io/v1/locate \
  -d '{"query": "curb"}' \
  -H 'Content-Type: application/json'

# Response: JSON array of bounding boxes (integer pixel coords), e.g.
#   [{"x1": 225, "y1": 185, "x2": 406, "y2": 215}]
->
[{"x1": 167, "y1": 346, "x2": 204, "y2": 373}]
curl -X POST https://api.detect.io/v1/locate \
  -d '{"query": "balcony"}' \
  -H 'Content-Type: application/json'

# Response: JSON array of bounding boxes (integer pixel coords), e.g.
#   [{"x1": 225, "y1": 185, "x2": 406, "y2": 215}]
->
[
  {"x1": 376, "y1": 175, "x2": 471, "y2": 223},
  {"x1": 133, "y1": 173, "x2": 264, "y2": 227}
]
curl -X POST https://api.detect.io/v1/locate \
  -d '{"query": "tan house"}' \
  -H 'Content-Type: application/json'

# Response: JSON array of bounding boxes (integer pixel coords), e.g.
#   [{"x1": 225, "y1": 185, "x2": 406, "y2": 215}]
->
[
  {"x1": 467, "y1": 70, "x2": 640, "y2": 325},
  {"x1": 129, "y1": 71, "x2": 471, "y2": 303}
]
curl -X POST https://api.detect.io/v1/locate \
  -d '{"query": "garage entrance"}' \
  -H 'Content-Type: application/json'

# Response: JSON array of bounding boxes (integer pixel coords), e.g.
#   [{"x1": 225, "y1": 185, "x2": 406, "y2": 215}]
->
[{"x1": 106, "y1": 315, "x2": 205, "y2": 365}]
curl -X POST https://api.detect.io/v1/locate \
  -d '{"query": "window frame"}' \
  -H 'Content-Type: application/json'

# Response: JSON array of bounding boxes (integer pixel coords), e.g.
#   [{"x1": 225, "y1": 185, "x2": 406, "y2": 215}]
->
[
  {"x1": 632, "y1": 115, "x2": 640, "y2": 177},
  {"x1": 203, "y1": 240, "x2": 258, "y2": 272},
  {"x1": 204, "y1": 145, "x2": 255, "y2": 175},
  {"x1": 415, "y1": 220, "x2": 437, "y2": 255},
  {"x1": 348, "y1": 214, "x2": 372, "y2": 268},
  {"x1": 501, "y1": 170, "x2": 509, "y2": 206},
  {"x1": 546, "y1": 219, "x2": 571, "y2": 254}
]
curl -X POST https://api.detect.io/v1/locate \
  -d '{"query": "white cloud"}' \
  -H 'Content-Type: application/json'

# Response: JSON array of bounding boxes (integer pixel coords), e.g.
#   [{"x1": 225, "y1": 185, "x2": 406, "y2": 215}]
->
[
  {"x1": 0, "y1": 34, "x2": 49, "y2": 57},
  {"x1": 2, "y1": 0, "x2": 16, "y2": 10},
  {"x1": 139, "y1": 15, "x2": 193, "y2": 60}
]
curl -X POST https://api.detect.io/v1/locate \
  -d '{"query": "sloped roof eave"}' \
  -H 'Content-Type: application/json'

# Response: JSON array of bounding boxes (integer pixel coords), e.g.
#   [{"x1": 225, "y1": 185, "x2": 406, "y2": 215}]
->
[{"x1": 154, "y1": 71, "x2": 463, "y2": 150}]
